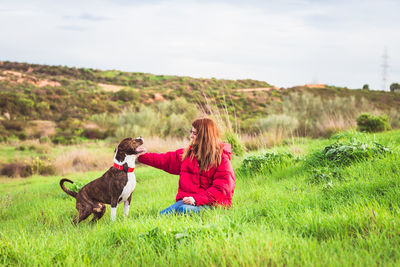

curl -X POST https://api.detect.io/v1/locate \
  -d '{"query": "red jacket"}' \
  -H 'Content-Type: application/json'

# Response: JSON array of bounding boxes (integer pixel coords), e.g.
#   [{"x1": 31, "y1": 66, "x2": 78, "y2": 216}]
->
[{"x1": 138, "y1": 143, "x2": 235, "y2": 207}]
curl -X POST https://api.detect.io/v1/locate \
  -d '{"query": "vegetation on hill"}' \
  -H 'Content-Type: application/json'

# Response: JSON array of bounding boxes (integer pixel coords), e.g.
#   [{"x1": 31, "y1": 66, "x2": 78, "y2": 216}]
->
[{"x1": 1, "y1": 61, "x2": 400, "y2": 145}]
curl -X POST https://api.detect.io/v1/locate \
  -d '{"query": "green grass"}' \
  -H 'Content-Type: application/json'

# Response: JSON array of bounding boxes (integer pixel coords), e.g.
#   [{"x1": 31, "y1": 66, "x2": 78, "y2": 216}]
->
[{"x1": 1, "y1": 130, "x2": 400, "y2": 266}]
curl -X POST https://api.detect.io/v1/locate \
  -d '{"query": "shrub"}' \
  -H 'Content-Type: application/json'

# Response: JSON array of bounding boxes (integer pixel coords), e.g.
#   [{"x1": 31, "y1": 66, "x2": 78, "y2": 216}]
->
[
  {"x1": 258, "y1": 114, "x2": 299, "y2": 134},
  {"x1": 16, "y1": 145, "x2": 25, "y2": 151},
  {"x1": 39, "y1": 136, "x2": 51, "y2": 143},
  {"x1": 113, "y1": 89, "x2": 138, "y2": 102},
  {"x1": 390, "y1": 83, "x2": 400, "y2": 92},
  {"x1": 0, "y1": 163, "x2": 31, "y2": 177},
  {"x1": 82, "y1": 128, "x2": 107, "y2": 139},
  {"x1": 160, "y1": 98, "x2": 199, "y2": 122},
  {"x1": 27, "y1": 157, "x2": 56, "y2": 176},
  {"x1": 52, "y1": 135, "x2": 79, "y2": 145},
  {"x1": 0, "y1": 123, "x2": 8, "y2": 139},
  {"x1": 223, "y1": 132, "x2": 245, "y2": 156},
  {"x1": 387, "y1": 108, "x2": 400, "y2": 129},
  {"x1": 356, "y1": 113, "x2": 391, "y2": 132},
  {"x1": 163, "y1": 113, "x2": 189, "y2": 138},
  {"x1": 238, "y1": 152, "x2": 294, "y2": 175},
  {"x1": 305, "y1": 139, "x2": 391, "y2": 168},
  {"x1": 52, "y1": 119, "x2": 84, "y2": 144},
  {"x1": 17, "y1": 132, "x2": 27, "y2": 141},
  {"x1": 307, "y1": 167, "x2": 344, "y2": 185},
  {"x1": 1, "y1": 120, "x2": 24, "y2": 131}
]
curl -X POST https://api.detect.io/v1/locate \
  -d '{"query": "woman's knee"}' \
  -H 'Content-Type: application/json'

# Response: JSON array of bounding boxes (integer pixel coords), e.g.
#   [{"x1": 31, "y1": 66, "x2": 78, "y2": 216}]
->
[
  {"x1": 177, "y1": 205, "x2": 198, "y2": 214},
  {"x1": 159, "y1": 200, "x2": 185, "y2": 215}
]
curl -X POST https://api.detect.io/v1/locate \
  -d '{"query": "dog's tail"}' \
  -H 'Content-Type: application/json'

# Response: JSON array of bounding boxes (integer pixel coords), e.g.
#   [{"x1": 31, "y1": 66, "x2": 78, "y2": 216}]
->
[{"x1": 60, "y1": 179, "x2": 77, "y2": 198}]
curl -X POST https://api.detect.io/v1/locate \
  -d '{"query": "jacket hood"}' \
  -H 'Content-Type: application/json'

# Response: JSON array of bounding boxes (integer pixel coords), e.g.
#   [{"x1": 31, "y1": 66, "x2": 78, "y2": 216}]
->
[{"x1": 221, "y1": 142, "x2": 232, "y2": 160}]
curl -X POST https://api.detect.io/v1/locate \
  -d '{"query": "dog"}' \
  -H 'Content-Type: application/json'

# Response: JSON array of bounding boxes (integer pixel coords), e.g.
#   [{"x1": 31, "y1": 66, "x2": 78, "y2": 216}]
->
[{"x1": 60, "y1": 137, "x2": 144, "y2": 224}]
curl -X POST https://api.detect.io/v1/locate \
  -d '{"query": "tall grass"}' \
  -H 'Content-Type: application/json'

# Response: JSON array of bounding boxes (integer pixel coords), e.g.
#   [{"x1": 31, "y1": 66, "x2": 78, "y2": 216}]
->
[
  {"x1": 272, "y1": 92, "x2": 374, "y2": 137},
  {"x1": 90, "y1": 98, "x2": 199, "y2": 140},
  {"x1": 54, "y1": 147, "x2": 112, "y2": 175}
]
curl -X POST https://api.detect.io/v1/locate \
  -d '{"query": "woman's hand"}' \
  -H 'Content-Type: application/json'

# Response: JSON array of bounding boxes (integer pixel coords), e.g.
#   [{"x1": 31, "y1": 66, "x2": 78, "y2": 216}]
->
[{"x1": 182, "y1": 197, "x2": 195, "y2": 206}]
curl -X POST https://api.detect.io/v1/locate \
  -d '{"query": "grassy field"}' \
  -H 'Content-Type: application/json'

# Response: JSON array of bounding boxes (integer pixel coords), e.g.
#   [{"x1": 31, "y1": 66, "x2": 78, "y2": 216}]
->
[{"x1": 1, "y1": 130, "x2": 400, "y2": 266}]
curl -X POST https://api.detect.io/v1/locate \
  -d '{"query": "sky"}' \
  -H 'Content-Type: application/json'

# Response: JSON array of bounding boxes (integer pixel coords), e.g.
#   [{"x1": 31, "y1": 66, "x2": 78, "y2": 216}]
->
[{"x1": 0, "y1": 0, "x2": 399, "y2": 90}]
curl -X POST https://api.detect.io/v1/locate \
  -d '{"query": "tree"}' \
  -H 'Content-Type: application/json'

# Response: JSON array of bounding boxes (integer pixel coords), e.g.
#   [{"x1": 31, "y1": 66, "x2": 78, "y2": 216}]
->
[
  {"x1": 390, "y1": 83, "x2": 400, "y2": 92},
  {"x1": 362, "y1": 84, "x2": 370, "y2": 90}
]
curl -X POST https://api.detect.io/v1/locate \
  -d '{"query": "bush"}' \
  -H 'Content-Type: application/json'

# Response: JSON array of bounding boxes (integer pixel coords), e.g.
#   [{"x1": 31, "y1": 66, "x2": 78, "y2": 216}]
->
[
  {"x1": 307, "y1": 167, "x2": 344, "y2": 185},
  {"x1": 163, "y1": 113, "x2": 189, "y2": 138},
  {"x1": 27, "y1": 157, "x2": 56, "y2": 176},
  {"x1": 258, "y1": 114, "x2": 299, "y2": 134},
  {"x1": 52, "y1": 136, "x2": 72, "y2": 145},
  {"x1": 114, "y1": 89, "x2": 139, "y2": 102},
  {"x1": 17, "y1": 132, "x2": 27, "y2": 141},
  {"x1": 0, "y1": 163, "x2": 31, "y2": 177},
  {"x1": 305, "y1": 139, "x2": 391, "y2": 168},
  {"x1": 390, "y1": 83, "x2": 400, "y2": 92},
  {"x1": 1, "y1": 120, "x2": 25, "y2": 131},
  {"x1": 238, "y1": 152, "x2": 294, "y2": 176},
  {"x1": 39, "y1": 136, "x2": 51, "y2": 143},
  {"x1": 223, "y1": 132, "x2": 245, "y2": 156},
  {"x1": 82, "y1": 128, "x2": 107, "y2": 139},
  {"x1": 356, "y1": 113, "x2": 391, "y2": 132}
]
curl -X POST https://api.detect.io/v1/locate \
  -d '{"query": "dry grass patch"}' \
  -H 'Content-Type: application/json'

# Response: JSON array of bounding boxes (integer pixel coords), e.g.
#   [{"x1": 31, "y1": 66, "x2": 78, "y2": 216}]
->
[
  {"x1": 316, "y1": 115, "x2": 356, "y2": 137},
  {"x1": 143, "y1": 136, "x2": 188, "y2": 153},
  {"x1": 53, "y1": 137, "x2": 187, "y2": 174},
  {"x1": 97, "y1": 83, "x2": 124, "y2": 92},
  {"x1": 242, "y1": 131, "x2": 289, "y2": 150},
  {"x1": 25, "y1": 121, "x2": 56, "y2": 139},
  {"x1": 54, "y1": 147, "x2": 112, "y2": 175}
]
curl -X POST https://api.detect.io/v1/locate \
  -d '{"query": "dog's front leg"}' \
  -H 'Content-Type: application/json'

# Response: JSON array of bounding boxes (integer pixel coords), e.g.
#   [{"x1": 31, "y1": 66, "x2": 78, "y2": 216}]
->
[
  {"x1": 110, "y1": 198, "x2": 118, "y2": 221},
  {"x1": 110, "y1": 206, "x2": 117, "y2": 221},
  {"x1": 123, "y1": 201, "x2": 130, "y2": 217},
  {"x1": 124, "y1": 194, "x2": 132, "y2": 217}
]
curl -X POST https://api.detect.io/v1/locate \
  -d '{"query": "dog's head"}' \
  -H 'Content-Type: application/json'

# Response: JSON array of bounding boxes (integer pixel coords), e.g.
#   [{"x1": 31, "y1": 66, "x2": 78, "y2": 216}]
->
[{"x1": 115, "y1": 137, "x2": 144, "y2": 162}]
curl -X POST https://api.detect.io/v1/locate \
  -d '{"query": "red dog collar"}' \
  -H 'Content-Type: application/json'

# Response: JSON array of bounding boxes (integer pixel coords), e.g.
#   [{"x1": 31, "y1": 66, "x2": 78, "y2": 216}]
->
[{"x1": 113, "y1": 163, "x2": 134, "y2": 173}]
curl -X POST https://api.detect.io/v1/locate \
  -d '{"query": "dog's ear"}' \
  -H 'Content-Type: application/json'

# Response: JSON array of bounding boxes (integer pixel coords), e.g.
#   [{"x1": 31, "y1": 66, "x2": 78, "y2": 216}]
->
[{"x1": 115, "y1": 148, "x2": 125, "y2": 162}]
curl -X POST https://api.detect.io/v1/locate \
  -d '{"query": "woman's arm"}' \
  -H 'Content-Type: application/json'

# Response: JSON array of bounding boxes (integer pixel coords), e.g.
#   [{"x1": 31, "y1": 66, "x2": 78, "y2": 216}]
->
[
  {"x1": 191, "y1": 156, "x2": 235, "y2": 206},
  {"x1": 138, "y1": 149, "x2": 183, "y2": 175}
]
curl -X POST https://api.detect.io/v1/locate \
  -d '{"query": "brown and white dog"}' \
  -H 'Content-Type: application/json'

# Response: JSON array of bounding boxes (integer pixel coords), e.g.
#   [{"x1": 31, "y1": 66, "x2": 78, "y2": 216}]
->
[{"x1": 60, "y1": 137, "x2": 144, "y2": 224}]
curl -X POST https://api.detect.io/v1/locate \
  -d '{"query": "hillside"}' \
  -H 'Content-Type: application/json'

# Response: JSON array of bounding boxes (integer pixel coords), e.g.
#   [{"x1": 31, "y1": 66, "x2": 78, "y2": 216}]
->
[{"x1": 1, "y1": 61, "x2": 400, "y2": 144}]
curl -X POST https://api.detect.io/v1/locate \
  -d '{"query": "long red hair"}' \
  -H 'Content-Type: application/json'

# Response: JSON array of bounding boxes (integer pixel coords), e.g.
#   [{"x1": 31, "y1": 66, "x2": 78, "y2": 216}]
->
[{"x1": 182, "y1": 118, "x2": 222, "y2": 172}]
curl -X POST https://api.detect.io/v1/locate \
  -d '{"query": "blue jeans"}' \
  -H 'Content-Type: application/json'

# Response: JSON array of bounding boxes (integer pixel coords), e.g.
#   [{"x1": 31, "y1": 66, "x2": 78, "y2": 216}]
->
[{"x1": 159, "y1": 200, "x2": 208, "y2": 215}]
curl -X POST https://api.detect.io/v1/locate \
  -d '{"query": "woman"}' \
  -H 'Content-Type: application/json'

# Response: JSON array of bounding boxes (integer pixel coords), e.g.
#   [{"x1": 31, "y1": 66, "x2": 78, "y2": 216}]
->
[{"x1": 138, "y1": 118, "x2": 236, "y2": 215}]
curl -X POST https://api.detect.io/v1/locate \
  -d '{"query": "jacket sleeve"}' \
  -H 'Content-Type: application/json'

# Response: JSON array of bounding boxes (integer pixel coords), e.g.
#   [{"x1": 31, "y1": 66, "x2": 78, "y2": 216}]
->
[
  {"x1": 138, "y1": 149, "x2": 183, "y2": 175},
  {"x1": 191, "y1": 156, "x2": 235, "y2": 206}
]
